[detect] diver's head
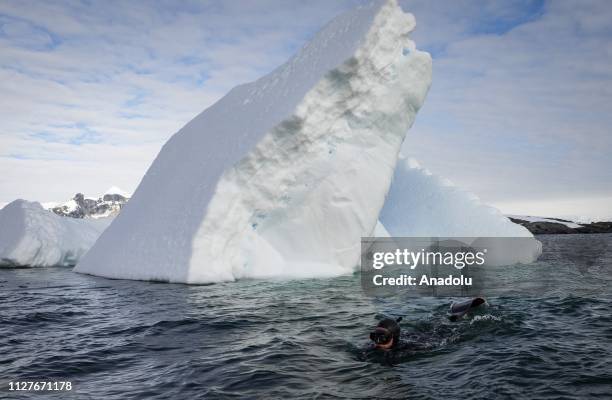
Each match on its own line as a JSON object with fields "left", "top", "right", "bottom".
{"left": 370, "top": 317, "right": 402, "bottom": 350}
{"left": 370, "top": 327, "right": 394, "bottom": 349}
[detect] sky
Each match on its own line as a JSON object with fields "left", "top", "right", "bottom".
{"left": 0, "top": 0, "right": 610, "bottom": 220}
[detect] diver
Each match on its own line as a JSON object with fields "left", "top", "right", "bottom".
{"left": 448, "top": 296, "right": 486, "bottom": 322}
{"left": 369, "top": 297, "right": 487, "bottom": 351}
{"left": 370, "top": 316, "right": 403, "bottom": 350}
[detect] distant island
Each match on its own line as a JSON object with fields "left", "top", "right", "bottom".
{"left": 508, "top": 215, "right": 612, "bottom": 235}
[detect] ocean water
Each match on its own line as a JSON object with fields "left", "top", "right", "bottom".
{"left": 1, "top": 234, "right": 611, "bottom": 399}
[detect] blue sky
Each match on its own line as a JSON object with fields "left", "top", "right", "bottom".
{"left": 0, "top": 0, "right": 610, "bottom": 219}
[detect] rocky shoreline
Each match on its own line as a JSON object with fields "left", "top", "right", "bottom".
{"left": 509, "top": 217, "right": 612, "bottom": 235}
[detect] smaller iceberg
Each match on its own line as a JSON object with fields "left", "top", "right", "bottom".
{"left": 380, "top": 157, "right": 534, "bottom": 237}
{"left": 379, "top": 158, "right": 542, "bottom": 265}
{"left": 0, "top": 200, "right": 111, "bottom": 267}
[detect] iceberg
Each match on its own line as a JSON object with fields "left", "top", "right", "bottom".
{"left": 380, "top": 158, "right": 534, "bottom": 237}
{"left": 0, "top": 200, "right": 112, "bottom": 267}
{"left": 379, "top": 158, "right": 542, "bottom": 264}
{"left": 75, "top": 0, "right": 433, "bottom": 283}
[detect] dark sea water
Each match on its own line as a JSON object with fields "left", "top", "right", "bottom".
{"left": 1, "top": 234, "right": 611, "bottom": 399}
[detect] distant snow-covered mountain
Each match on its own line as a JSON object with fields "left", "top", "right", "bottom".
{"left": 49, "top": 187, "right": 130, "bottom": 219}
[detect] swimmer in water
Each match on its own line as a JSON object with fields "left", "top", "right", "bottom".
{"left": 448, "top": 297, "right": 487, "bottom": 322}
{"left": 369, "top": 317, "right": 402, "bottom": 350}
{"left": 369, "top": 297, "right": 487, "bottom": 351}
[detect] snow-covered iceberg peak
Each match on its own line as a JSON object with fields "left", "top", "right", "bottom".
{"left": 75, "top": 0, "right": 432, "bottom": 283}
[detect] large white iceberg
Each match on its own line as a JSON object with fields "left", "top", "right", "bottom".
{"left": 0, "top": 200, "right": 111, "bottom": 267}
{"left": 75, "top": 0, "right": 433, "bottom": 283}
